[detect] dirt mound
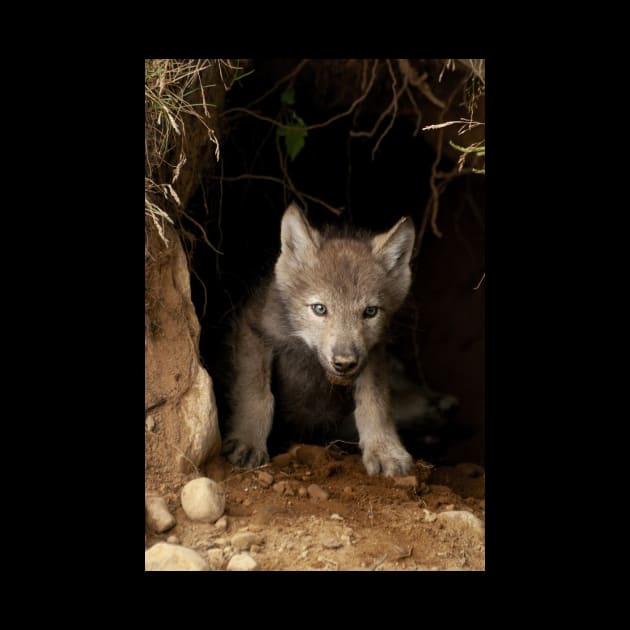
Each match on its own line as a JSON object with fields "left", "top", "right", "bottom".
{"left": 145, "top": 444, "right": 484, "bottom": 571}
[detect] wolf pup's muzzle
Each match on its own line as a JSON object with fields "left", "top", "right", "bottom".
{"left": 325, "top": 351, "right": 361, "bottom": 386}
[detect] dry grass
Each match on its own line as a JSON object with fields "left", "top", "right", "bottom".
{"left": 145, "top": 58, "right": 247, "bottom": 253}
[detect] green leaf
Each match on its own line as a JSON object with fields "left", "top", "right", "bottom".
{"left": 277, "top": 111, "right": 308, "bottom": 161}
{"left": 280, "top": 87, "right": 296, "bottom": 105}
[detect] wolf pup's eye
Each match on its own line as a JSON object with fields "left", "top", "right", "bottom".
{"left": 311, "top": 303, "right": 327, "bottom": 316}
{"left": 363, "top": 306, "right": 379, "bottom": 318}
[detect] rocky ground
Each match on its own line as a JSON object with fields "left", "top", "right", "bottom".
{"left": 145, "top": 444, "right": 485, "bottom": 571}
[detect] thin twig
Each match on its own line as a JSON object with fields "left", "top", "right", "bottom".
{"left": 180, "top": 209, "right": 224, "bottom": 255}
{"left": 370, "top": 59, "right": 406, "bottom": 159}
{"left": 399, "top": 59, "right": 446, "bottom": 108}
{"left": 415, "top": 82, "right": 464, "bottom": 257}
{"left": 473, "top": 272, "right": 485, "bottom": 290}
{"left": 211, "top": 174, "right": 343, "bottom": 215}
{"left": 222, "top": 60, "right": 379, "bottom": 133}
{"left": 405, "top": 86, "right": 423, "bottom": 136}
{"left": 244, "top": 59, "right": 310, "bottom": 109}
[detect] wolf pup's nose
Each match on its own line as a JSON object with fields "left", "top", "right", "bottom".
{"left": 332, "top": 356, "right": 358, "bottom": 373}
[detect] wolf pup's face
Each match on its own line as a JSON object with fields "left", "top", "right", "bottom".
{"left": 274, "top": 205, "right": 415, "bottom": 385}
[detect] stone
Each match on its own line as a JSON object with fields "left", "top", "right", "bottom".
{"left": 145, "top": 496, "right": 176, "bottom": 533}
{"left": 322, "top": 538, "right": 343, "bottom": 549}
{"left": 145, "top": 543, "right": 209, "bottom": 571}
{"left": 271, "top": 453, "right": 293, "bottom": 467}
{"left": 307, "top": 484, "right": 329, "bottom": 500}
{"left": 257, "top": 471, "right": 274, "bottom": 487}
{"left": 422, "top": 509, "right": 437, "bottom": 523}
{"left": 144, "top": 232, "right": 221, "bottom": 476}
{"left": 295, "top": 445, "right": 328, "bottom": 466}
{"left": 272, "top": 480, "right": 293, "bottom": 495}
{"left": 166, "top": 535, "right": 180, "bottom": 545}
{"left": 298, "top": 486, "right": 307, "bottom": 497}
{"left": 206, "top": 548, "right": 224, "bottom": 570}
{"left": 214, "top": 516, "right": 228, "bottom": 532}
{"left": 394, "top": 475, "right": 418, "bottom": 488}
{"left": 231, "top": 532, "right": 262, "bottom": 551}
{"left": 181, "top": 477, "right": 225, "bottom": 523}
{"left": 330, "top": 513, "right": 344, "bottom": 521}
{"left": 227, "top": 553, "right": 260, "bottom": 571}
{"left": 437, "top": 510, "right": 484, "bottom": 535}
{"left": 250, "top": 544, "right": 261, "bottom": 554}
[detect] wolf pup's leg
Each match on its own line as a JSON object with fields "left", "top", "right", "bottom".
{"left": 222, "top": 318, "right": 274, "bottom": 468}
{"left": 354, "top": 346, "right": 414, "bottom": 476}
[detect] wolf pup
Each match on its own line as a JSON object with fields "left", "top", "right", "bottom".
{"left": 222, "top": 204, "right": 416, "bottom": 476}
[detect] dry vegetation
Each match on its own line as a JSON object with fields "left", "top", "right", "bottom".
{"left": 144, "top": 58, "right": 251, "bottom": 253}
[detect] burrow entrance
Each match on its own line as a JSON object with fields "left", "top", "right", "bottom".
{"left": 184, "top": 59, "right": 484, "bottom": 466}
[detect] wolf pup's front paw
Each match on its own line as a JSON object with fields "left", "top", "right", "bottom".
{"left": 361, "top": 439, "right": 414, "bottom": 477}
{"left": 222, "top": 437, "right": 269, "bottom": 468}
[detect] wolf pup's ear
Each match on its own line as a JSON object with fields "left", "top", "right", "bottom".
{"left": 280, "top": 203, "right": 321, "bottom": 265}
{"left": 371, "top": 216, "right": 415, "bottom": 273}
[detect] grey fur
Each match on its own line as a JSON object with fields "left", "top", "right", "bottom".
{"left": 222, "top": 204, "right": 416, "bottom": 476}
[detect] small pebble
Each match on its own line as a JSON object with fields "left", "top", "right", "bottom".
{"left": 250, "top": 544, "right": 261, "bottom": 553}
{"left": 443, "top": 504, "right": 455, "bottom": 511}
{"left": 214, "top": 516, "right": 228, "bottom": 532}
{"left": 322, "top": 538, "right": 343, "bottom": 549}
{"left": 437, "top": 510, "right": 484, "bottom": 535}
{"left": 422, "top": 509, "right": 437, "bottom": 523}
{"left": 231, "top": 532, "right": 262, "bottom": 551}
{"left": 394, "top": 475, "right": 418, "bottom": 488}
{"left": 298, "top": 486, "right": 307, "bottom": 497}
{"left": 214, "top": 537, "right": 227, "bottom": 547}
{"left": 181, "top": 477, "right": 225, "bottom": 523}
{"left": 145, "top": 496, "right": 176, "bottom": 533}
{"left": 271, "top": 453, "right": 293, "bottom": 467}
{"left": 166, "top": 535, "right": 179, "bottom": 545}
{"left": 307, "top": 484, "right": 329, "bottom": 500}
{"left": 330, "top": 513, "right": 344, "bottom": 521}
{"left": 343, "top": 486, "right": 353, "bottom": 495}
{"left": 227, "top": 553, "right": 260, "bottom": 571}
{"left": 272, "top": 480, "right": 293, "bottom": 495}
{"left": 206, "top": 548, "right": 224, "bottom": 570}
{"left": 145, "top": 543, "right": 208, "bottom": 571}
{"left": 257, "top": 471, "right": 274, "bottom": 487}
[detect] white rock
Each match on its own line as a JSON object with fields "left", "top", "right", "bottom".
{"left": 231, "top": 532, "right": 261, "bottom": 551}
{"left": 144, "top": 236, "right": 221, "bottom": 475}
{"left": 214, "top": 516, "right": 228, "bottom": 532}
{"left": 145, "top": 496, "right": 176, "bottom": 533}
{"left": 181, "top": 477, "right": 225, "bottom": 523}
{"left": 145, "top": 543, "right": 209, "bottom": 571}
{"left": 227, "top": 553, "right": 259, "bottom": 571}
{"left": 437, "top": 510, "right": 484, "bottom": 534}
{"left": 166, "top": 535, "right": 180, "bottom": 545}
{"left": 207, "top": 548, "right": 224, "bottom": 570}
{"left": 178, "top": 367, "right": 221, "bottom": 472}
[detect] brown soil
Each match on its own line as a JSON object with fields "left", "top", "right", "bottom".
{"left": 145, "top": 444, "right": 485, "bottom": 571}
